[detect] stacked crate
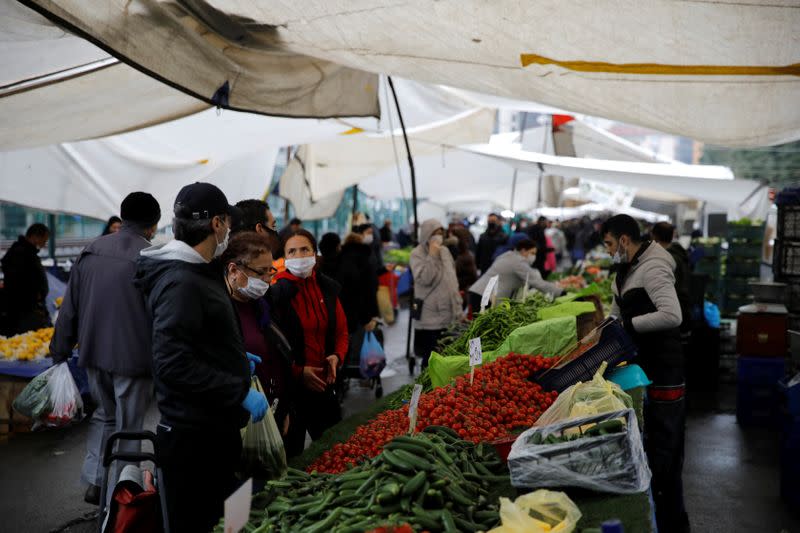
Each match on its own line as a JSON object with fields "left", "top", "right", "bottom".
{"left": 723, "top": 223, "right": 764, "bottom": 316}
{"left": 693, "top": 239, "right": 724, "bottom": 308}
{"left": 774, "top": 188, "right": 800, "bottom": 329}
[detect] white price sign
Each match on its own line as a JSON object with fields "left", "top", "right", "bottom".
{"left": 224, "top": 478, "right": 252, "bottom": 533}
{"left": 408, "top": 384, "right": 423, "bottom": 433}
{"left": 469, "top": 337, "right": 483, "bottom": 367}
{"left": 480, "top": 275, "right": 499, "bottom": 311}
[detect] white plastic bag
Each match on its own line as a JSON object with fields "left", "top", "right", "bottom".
{"left": 488, "top": 490, "right": 582, "bottom": 533}
{"left": 240, "top": 378, "right": 287, "bottom": 480}
{"left": 13, "top": 362, "right": 84, "bottom": 428}
{"left": 509, "top": 408, "right": 651, "bottom": 494}
{"left": 534, "top": 362, "right": 631, "bottom": 428}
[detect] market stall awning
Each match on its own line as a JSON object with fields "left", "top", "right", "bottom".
{"left": 460, "top": 141, "right": 768, "bottom": 220}
{"left": 19, "top": 0, "right": 800, "bottom": 147}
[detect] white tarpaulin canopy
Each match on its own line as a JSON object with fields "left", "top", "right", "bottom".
{"left": 18, "top": 0, "right": 800, "bottom": 147}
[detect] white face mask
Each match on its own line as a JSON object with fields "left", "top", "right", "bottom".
{"left": 363, "top": 234, "right": 374, "bottom": 245}
{"left": 527, "top": 254, "right": 537, "bottom": 265}
{"left": 286, "top": 256, "right": 316, "bottom": 278}
{"left": 214, "top": 223, "right": 230, "bottom": 258}
{"left": 238, "top": 276, "right": 270, "bottom": 299}
{"left": 429, "top": 234, "right": 444, "bottom": 246}
{"left": 612, "top": 243, "right": 628, "bottom": 265}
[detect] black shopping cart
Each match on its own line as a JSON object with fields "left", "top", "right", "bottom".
{"left": 338, "top": 326, "right": 385, "bottom": 400}
{"left": 98, "top": 431, "right": 169, "bottom": 533}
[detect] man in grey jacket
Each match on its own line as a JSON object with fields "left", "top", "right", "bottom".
{"left": 410, "top": 219, "right": 463, "bottom": 368}
{"left": 469, "top": 238, "right": 563, "bottom": 310}
{"left": 50, "top": 192, "right": 161, "bottom": 505}
{"left": 603, "top": 214, "right": 689, "bottom": 533}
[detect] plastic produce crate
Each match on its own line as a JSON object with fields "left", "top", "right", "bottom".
{"left": 778, "top": 205, "right": 800, "bottom": 241}
{"left": 779, "top": 377, "right": 800, "bottom": 416}
{"left": 695, "top": 258, "right": 722, "bottom": 277}
{"left": 508, "top": 408, "right": 650, "bottom": 494}
{"left": 727, "top": 224, "right": 765, "bottom": 242}
{"left": 737, "top": 382, "right": 780, "bottom": 427}
{"left": 531, "top": 319, "right": 637, "bottom": 392}
{"left": 774, "top": 240, "right": 800, "bottom": 279}
{"left": 780, "top": 414, "right": 800, "bottom": 508}
{"left": 737, "top": 356, "right": 786, "bottom": 385}
{"left": 727, "top": 242, "right": 762, "bottom": 259}
{"left": 726, "top": 260, "right": 761, "bottom": 277}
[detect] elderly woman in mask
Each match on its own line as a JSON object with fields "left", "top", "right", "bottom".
{"left": 269, "top": 229, "right": 349, "bottom": 456}
{"left": 221, "top": 232, "right": 292, "bottom": 439}
{"left": 409, "top": 219, "right": 464, "bottom": 369}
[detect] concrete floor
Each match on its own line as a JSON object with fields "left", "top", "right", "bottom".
{"left": 1, "top": 311, "right": 798, "bottom": 532}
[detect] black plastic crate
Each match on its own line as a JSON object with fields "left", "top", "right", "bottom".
{"left": 727, "top": 242, "right": 762, "bottom": 259}
{"left": 727, "top": 259, "right": 761, "bottom": 277}
{"left": 727, "top": 224, "right": 765, "bottom": 242}
{"left": 695, "top": 257, "right": 722, "bottom": 277}
{"left": 737, "top": 382, "right": 780, "bottom": 428}
{"left": 531, "top": 319, "right": 637, "bottom": 392}
{"left": 778, "top": 205, "right": 800, "bottom": 241}
{"left": 774, "top": 240, "right": 800, "bottom": 279}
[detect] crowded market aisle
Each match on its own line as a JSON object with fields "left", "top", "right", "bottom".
{"left": 2, "top": 318, "right": 798, "bottom": 532}
{"left": 0, "top": 314, "right": 416, "bottom": 533}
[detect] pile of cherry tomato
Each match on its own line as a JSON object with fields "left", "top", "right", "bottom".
{"left": 309, "top": 353, "right": 558, "bottom": 473}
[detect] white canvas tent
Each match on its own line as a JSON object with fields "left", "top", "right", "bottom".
{"left": 17, "top": 0, "right": 800, "bottom": 147}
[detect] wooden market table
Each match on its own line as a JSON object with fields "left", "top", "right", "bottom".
{"left": 290, "top": 386, "right": 655, "bottom": 532}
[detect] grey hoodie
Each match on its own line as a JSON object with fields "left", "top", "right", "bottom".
{"left": 409, "top": 219, "right": 463, "bottom": 330}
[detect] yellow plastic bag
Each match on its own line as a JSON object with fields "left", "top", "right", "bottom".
{"left": 488, "top": 490, "right": 581, "bottom": 533}
{"left": 534, "top": 362, "right": 632, "bottom": 428}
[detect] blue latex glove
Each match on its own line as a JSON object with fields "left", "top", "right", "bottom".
{"left": 242, "top": 389, "right": 268, "bottom": 422}
{"left": 246, "top": 352, "right": 262, "bottom": 375}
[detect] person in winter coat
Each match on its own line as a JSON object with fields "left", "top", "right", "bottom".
{"left": 603, "top": 214, "right": 689, "bottom": 533}
{"left": 317, "top": 232, "right": 342, "bottom": 280}
{"left": 469, "top": 239, "right": 563, "bottom": 311}
{"left": 1, "top": 223, "right": 50, "bottom": 334}
{"left": 221, "top": 232, "right": 293, "bottom": 439}
{"left": 337, "top": 233, "right": 380, "bottom": 335}
{"left": 136, "top": 182, "right": 267, "bottom": 533}
{"left": 452, "top": 228, "right": 478, "bottom": 294}
{"left": 410, "top": 219, "right": 463, "bottom": 368}
{"left": 269, "top": 229, "right": 349, "bottom": 457}
{"left": 475, "top": 213, "right": 508, "bottom": 274}
{"left": 50, "top": 193, "right": 160, "bottom": 506}
{"left": 232, "top": 198, "right": 285, "bottom": 275}
{"left": 652, "top": 222, "right": 692, "bottom": 332}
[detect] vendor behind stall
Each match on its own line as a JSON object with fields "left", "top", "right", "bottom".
{"left": 469, "top": 237, "right": 563, "bottom": 311}
{"left": 602, "top": 214, "right": 689, "bottom": 533}
{"left": 1, "top": 223, "right": 51, "bottom": 335}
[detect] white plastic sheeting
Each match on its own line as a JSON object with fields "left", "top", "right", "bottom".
{"left": 0, "top": 109, "right": 375, "bottom": 225}
{"left": 21, "top": 0, "right": 800, "bottom": 147}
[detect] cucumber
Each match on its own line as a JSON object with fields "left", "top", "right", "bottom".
{"left": 411, "top": 506, "right": 441, "bottom": 530}
{"left": 441, "top": 508, "right": 458, "bottom": 532}
{"left": 381, "top": 449, "right": 416, "bottom": 472}
{"left": 422, "top": 425, "right": 460, "bottom": 440}
{"left": 392, "top": 448, "right": 435, "bottom": 471}
{"left": 305, "top": 508, "right": 343, "bottom": 533}
{"left": 402, "top": 471, "right": 428, "bottom": 497}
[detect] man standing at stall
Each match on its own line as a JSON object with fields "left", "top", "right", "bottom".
{"left": 475, "top": 213, "right": 508, "bottom": 274}
{"left": 50, "top": 192, "right": 161, "bottom": 505}
{"left": 136, "top": 183, "right": 267, "bottom": 533}
{"left": 602, "top": 214, "right": 689, "bottom": 533}
{"left": 652, "top": 222, "right": 691, "bottom": 332}
{"left": 1, "top": 223, "right": 51, "bottom": 334}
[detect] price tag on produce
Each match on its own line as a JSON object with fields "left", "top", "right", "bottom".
{"left": 469, "top": 337, "right": 482, "bottom": 384}
{"left": 480, "top": 275, "right": 499, "bottom": 311}
{"left": 408, "top": 384, "right": 423, "bottom": 433}
{"left": 224, "top": 477, "right": 252, "bottom": 533}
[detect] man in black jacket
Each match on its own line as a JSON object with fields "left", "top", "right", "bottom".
{"left": 652, "top": 222, "right": 692, "bottom": 332}
{"left": 1, "top": 223, "right": 50, "bottom": 334}
{"left": 50, "top": 193, "right": 161, "bottom": 506}
{"left": 136, "top": 182, "right": 267, "bottom": 533}
{"left": 475, "top": 213, "right": 508, "bottom": 274}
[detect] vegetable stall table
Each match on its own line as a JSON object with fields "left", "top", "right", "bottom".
{"left": 290, "top": 386, "right": 655, "bottom": 532}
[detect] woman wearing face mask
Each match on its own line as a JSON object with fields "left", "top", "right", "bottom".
{"left": 469, "top": 238, "right": 563, "bottom": 312}
{"left": 220, "top": 232, "right": 292, "bottom": 440}
{"left": 269, "top": 229, "right": 349, "bottom": 456}
{"left": 409, "top": 219, "right": 464, "bottom": 369}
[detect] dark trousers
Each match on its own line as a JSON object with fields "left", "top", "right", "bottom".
{"left": 414, "top": 328, "right": 443, "bottom": 369}
{"left": 644, "top": 391, "right": 690, "bottom": 533}
{"left": 156, "top": 423, "right": 242, "bottom": 533}
{"left": 285, "top": 387, "right": 342, "bottom": 457}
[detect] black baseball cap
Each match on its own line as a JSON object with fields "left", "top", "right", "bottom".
{"left": 173, "top": 182, "right": 235, "bottom": 220}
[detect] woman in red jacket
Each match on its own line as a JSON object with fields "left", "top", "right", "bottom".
{"left": 269, "top": 229, "right": 349, "bottom": 456}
